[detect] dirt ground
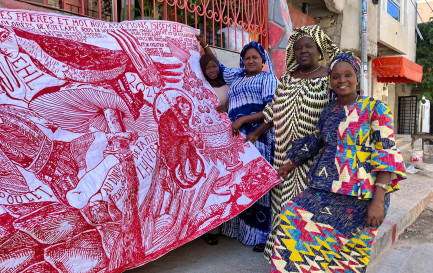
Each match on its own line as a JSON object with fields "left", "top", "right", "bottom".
{"left": 398, "top": 202, "right": 433, "bottom": 244}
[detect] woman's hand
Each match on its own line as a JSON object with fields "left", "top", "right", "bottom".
{"left": 196, "top": 34, "right": 212, "bottom": 54}
{"left": 366, "top": 199, "right": 385, "bottom": 227}
{"left": 244, "top": 131, "right": 259, "bottom": 144}
{"left": 197, "top": 34, "right": 205, "bottom": 45}
{"left": 277, "top": 162, "right": 295, "bottom": 179}
{"left": 231, "top": 117, "right": 244, "bottom": 136}
{"left": 196, "top": 34, "right": 206, "bottom": 47}
{"left": 366, "top": 171, "right": 391, "bottom": 227}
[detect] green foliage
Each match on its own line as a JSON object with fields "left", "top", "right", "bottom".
{"left": 416, "top": 22, "right": 433, "bottom": 101}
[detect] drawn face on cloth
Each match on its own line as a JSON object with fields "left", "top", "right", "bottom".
{"left": 0, "top": 26, "right": 19, "bottom": 58}
{"left": 176, "top": 96, "right": 192, "bottom": 119}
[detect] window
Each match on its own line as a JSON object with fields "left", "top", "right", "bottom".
{"left": 387, "top": 0, "right": 400, "bottom": 21}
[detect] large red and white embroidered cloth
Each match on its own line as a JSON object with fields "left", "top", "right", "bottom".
{"left": 0, "top": 8, "right": 280, "bottom": 273}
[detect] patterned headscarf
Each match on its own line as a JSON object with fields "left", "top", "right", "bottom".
{"left": 328, "top": 51, "right": 361, "bottom": 82}
{"left": 327, "top": 51, "right": 361, "bottom": 100}
{"left": 239, "top": 41, "right": 275, "bottom": 75}
{"left": 284, "top": 25, "right": 339, "bottom": 74}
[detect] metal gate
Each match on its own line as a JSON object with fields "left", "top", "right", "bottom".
{"left": 17, "top": 0, "right": 268, "bottom": 51}
{"left": 398, "top": 96, "right": 417, "bottom": 134}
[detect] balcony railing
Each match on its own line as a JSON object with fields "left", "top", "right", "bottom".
{"left": 18, "top": 0, "right": 268, "bottom": 51}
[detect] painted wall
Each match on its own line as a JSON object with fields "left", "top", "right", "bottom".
{"left": 267, "top": 1, "right": 316, "bottom": 78}
{"left": 288, "top": 5, "right": 316, "bottom": 29}
{"left": 417, "top": 0, "right": 433, "bottom": 23}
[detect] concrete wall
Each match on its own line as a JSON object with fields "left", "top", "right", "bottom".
{"left": 315, "top": 0, "right": 416, "bottom": 60}
{"left": 286, "top": 0, "right": 418, "bottom": 133}
{"left": 339, "top": 0, "right": 378, "bottom": 56}
{"left": 378, "top": 0, "right": 417, "bottom": 60}
{"left": 388, "top": 83, "right": 396, "bottom": 119}
{"left": 213, "top": 48, "right": 240, "bottom": 68}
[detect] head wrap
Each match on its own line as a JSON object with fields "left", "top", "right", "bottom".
{"left": 199, "top": 53, "right": 227, "bottom": 88}
{"left": 327, "top": 51, "right": 361, "bottom": 100}
{"left": 285, "top": 25, "right": 339, "bottom": 74}
{"left": 239, "top": 41, "right": 275, "bottom": 76}
{"left": 328, "top": 51, "right": 361, "bottom": 82}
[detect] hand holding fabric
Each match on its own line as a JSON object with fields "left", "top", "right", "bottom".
{"left": 196, "top": 34, "right": 206, "bottom": 47}
{"left": 244, "top": 131, "right": 259, "bottom": 144}
{"left": 231, "top": 117, "right": 244, "bottom": 136}
{"left": 277, "top": 161, "right": 296, "bottom": 179}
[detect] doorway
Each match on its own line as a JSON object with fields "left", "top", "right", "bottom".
{"left": 398, "top": 96, "right": 417, "bottom": 134}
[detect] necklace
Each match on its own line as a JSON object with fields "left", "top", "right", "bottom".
{"left": 353, "top": 94, "right": 360, "bottom": 104}
{"left": 299, "top": 65, "right": 321, "bottom": 75}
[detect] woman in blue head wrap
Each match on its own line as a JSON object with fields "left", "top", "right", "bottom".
{"left": 198, "top": 36, "right": 278, "bottom": 250}
{"left": 270, "top": 51, "right": 406, "bottom": 272}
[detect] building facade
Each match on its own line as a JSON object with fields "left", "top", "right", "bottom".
{"left": 287, "top": 0, "right": 422, "bottom": 135}
{"left": 1, "top": 0, "right": 424, "bottom": 134}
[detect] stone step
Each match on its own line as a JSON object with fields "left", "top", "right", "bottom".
{"left": 395, "top": 137, "right": 405, "bottom": 146}
{"left": 367, "top": 175, "right": 433, "bottom": 273}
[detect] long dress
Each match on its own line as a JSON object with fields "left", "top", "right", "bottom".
{"left": 263, "top": 74, "right": 330, "bottom": 259}
{"left": 271, "top": 96, "right": 406, "bottom": 272}
{"left": 219, "top": 63, "right": 278, "bottom": 245}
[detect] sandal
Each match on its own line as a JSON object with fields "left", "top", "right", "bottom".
{"left": 252, "top": 243, "right": 265, "bottom": 252}
{"left": 202, "top": 233, "right": 219, "bottom": 245}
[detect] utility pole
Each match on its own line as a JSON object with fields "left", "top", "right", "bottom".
{"left": 361, "top": 0, "right": 369, "bottom": 96}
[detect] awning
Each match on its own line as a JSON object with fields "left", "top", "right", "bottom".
{"left": 372, "top": 56, "right": 423, "bottom": 83}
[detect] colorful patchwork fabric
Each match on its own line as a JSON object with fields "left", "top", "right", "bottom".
{"left": 287, "top": 96, "right": 406, "bottom": 200}
{"left": 271, "top": 188, "right": 389, "bottom": 273}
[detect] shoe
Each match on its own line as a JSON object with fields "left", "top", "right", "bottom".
{"left": 252, "top": 243, "right": 265, "bottom": 252}
{"left": 202, "top": 233, "right": 219, "bottom": 245}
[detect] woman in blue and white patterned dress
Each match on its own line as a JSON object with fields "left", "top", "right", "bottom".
{"left": 198, "top": 36, "right": 278, "bottom": 251}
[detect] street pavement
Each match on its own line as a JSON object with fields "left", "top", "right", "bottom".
{"left": 367, "top": 199, "right": 433, "bottom": 273}
{"left": 128, "top": 157, "right": 433, "bottom": 273}
{"left": 127, "top": 235, "right": 269, "bottom": 273}
{"left": 367, "top": 243, "right": 433, "bottom": 273}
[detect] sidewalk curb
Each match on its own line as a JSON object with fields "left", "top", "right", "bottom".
{"left": 370, "top": 175, "right": 433, "bottom": 262}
